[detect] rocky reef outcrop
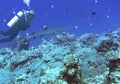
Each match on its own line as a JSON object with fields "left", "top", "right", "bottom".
{"left": 0, "top": 29, "right": 120, "bottom": 83}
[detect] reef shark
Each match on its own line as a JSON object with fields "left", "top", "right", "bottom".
{"left": 27, "top": 28, "right": 67, "bottom": 39}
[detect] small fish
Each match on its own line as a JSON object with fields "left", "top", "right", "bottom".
{"left": 43, "top": 26, "right": 48, "bottom": 31}
{"left": 91, "top": 11, "right": 96, "bottom": 15}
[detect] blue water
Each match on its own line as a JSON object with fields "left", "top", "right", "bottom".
{"left": 0, "top": 0, "right": 120, "bottom": 47}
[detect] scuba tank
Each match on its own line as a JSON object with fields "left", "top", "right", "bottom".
{"left": 7, "top": 11, "right": 24, "bottom": 28}
{"left": 7, "top": 10, "right": 35, "bottom": 29}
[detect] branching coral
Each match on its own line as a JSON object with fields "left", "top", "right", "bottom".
{"left": 62, "top": 54, "right": 82, "bottom": 84}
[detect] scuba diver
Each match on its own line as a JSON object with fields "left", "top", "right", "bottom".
{"left": 0, "top": 10, "right": 35, "bottom": 43}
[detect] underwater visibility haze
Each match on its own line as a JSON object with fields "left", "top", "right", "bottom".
{"left": 0, "top": 0, "right": 120, "bottom": 84}
{"left": 0, "top": 0, "right": 120, "bottom": 46}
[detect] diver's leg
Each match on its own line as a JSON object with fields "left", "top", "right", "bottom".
{"left": 0, "top": 32, "right": 17, "bottom": 43}
{"left": 0, "top": 36, "right": 15, "bottom": 43}
{"left": 0, "top": 37, "right": 13, "bottom": 43}
{"left": 0, "top": 29, "right": 8, "bottom": 36}
{"left": 0, "top": 30, "right": 18, "bottom": 43}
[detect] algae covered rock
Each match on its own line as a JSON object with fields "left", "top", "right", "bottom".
{"left": 107, "top": 58, "right": 120, "bottom": 83}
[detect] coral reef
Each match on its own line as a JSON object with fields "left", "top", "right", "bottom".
{"left": 0, "top": 28, "right": 120, "bottom": 83}
{"left": 16, "top": 36, "right": 30, "bottom": 51}
{"left": 62, "top": 54, "right": 82, "bottom": 84}
{"left": 79, "top": 33, "right": 98, "bottom": 47}
{"left": 96, "top": 39, "right": 119, "bottom": 53}
{"left": 52, "top": 32, "right": 76, "bottom": 45}
{"left": 104, "top": 28, "right": 120, "bottom": 42}
{"left": 107, "top": 58, "right": 120, "bottom": 83}
{"left": 83, "top": 71, "right": 108, "bottom": 84}
{"left": 106, "top": 48, "right": 120, "bottom": 84}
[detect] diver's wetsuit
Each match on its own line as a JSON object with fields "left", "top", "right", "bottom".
{"left": 0, "top": 27, "right": 26, "bottom": 43}
{"left": 0, "top": 20, "right": 29, "bottom": 43}
{"left": 0, "top": 10, "right": 34, "bottom": 43}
